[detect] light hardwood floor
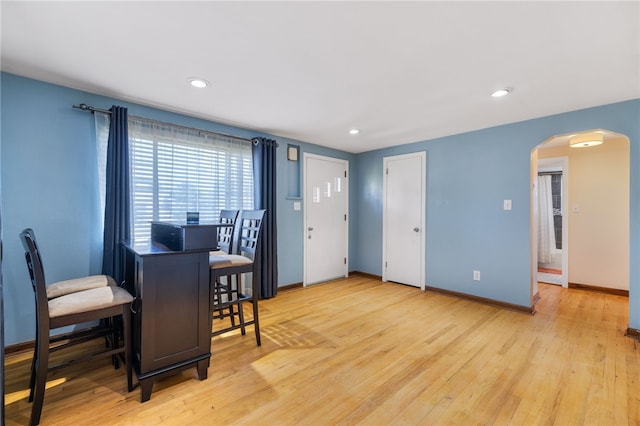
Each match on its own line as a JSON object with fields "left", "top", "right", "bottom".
{"left": 4, "top": 275, "right": 639, "bottom": 425}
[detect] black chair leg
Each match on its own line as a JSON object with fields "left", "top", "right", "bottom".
{"left": 237, "top": 301, "right": 246, "bottom": 335}
{"left": 214, "top": 279, "right": 225, "bottom": 320}
{"left": 123, "top": 307, "right": 133, "bottom": 392}
{"left": 253, "top": 299, "right": 261, "bottom": 346}
{"left": 110, "top": 317, "right": 121, "bottom": 369}
{"left": 30, "top": 331, "right": 49, "bottom": 426}
{"left": 28, "top": 326, "right": 38, "bottom": 402}
{"left": 252, "top": 276, "right": 261, "bottom": 346}
{"left": 226, "top": 275, "right": 236, "bottom": 327}
{"left": 233, "top": 273, "right": 246, "bottom": 335}
{"left": 228, "top": 303, "right": 236, "bottom": 326}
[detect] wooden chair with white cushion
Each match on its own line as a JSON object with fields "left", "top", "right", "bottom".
{"left": 209, "top": 209, "right": 265, "bottom": 345}
{"left": 19, "top": 228, "right": 134, "bottom": 426}
{"left": 209, "top": 209, "right": 239, "bottom": 322}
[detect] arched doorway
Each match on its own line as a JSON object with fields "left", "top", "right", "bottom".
{"left": 530, "top": 129, "right": 630, "bottom": 306}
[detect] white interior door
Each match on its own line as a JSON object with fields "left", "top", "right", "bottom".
{"left": 304, "top": 154, "right": 349, "bottom": 285}
{"left": 383, "top": 152, "right": 426, "bottom": 289}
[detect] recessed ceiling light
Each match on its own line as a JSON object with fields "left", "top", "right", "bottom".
{"left": 349, "top": 129, "right": 360, "bottom": 135}
{"left": 188, "top": 77, "right": 209, "bottom": 88}
{"left": 491, "top": 88, "right": 510, "bottom": 98}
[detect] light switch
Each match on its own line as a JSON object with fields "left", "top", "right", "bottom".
{"left": 503, "top": 199, "right": 512, "bottom": 210}
{"left": 293, "top": 201, "right": 301, "bottom": 211}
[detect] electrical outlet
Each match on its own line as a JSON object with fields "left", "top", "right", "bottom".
{"left": 473, "top": 270, "right": 481, "bottom": 281}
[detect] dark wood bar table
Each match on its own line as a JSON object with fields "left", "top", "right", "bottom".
{"left": 122, "top": 222, "right": 228, "bottom": 402}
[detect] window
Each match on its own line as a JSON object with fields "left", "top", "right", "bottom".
{"left": 128, "top": 117, "right": 254, "bottom": 243}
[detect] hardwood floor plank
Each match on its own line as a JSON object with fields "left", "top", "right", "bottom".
{"left": 4, "top": 278, "right": 639, "bottom": 425}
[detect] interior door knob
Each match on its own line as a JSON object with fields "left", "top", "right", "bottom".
{"left": 413, "top": 227, "right": 420, "bottom": 232}
{"left": 308, "top": 227, "right": 314, "bottom": 231}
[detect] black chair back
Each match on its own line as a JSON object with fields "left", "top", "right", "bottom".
{"left": 19, "top": 229, "right": 50, "bottom": 330}
{"left": 218, "top": 209, "right": 239, "bottom": 254}
{"left": 236, "top": 210, "right": 266, "bottom": 260}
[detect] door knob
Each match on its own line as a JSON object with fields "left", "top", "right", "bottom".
{"left": 413, "top": 227, "right": 420, "bottom": 233}
{"left": 308, "top": 227, "right": 314, "bottom": 231}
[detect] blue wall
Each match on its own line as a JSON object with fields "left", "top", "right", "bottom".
{"left": 2, "top": 72, "right": 639, "bottom": 346}
{"left": 354, "top": 100, "right": 640, "bottom": 314}
{"left": 0, "top": 73, "right": 355, "bottom": 345}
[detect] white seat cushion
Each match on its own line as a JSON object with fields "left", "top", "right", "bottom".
{"left": 209, "top": 254, "right": 252, "bottom": 269}
{"left": 209, "top": 249, "right": 228, "bottom": 256}
{"left": 46, "top": 275, "right": 116, "bottom": 299}
{"left": 48, "top": 286, "right": 133, "bottom": 318}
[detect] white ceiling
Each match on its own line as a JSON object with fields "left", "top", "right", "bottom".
{"left": 1, "top": 1, "right": 639, "bottom": 153}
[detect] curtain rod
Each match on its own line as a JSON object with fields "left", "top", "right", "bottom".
{"left": 73, "top": 103, "right": 112, "bottom": 114}
{"left": 72, "top": 103, "right": 274, "bottom": 145}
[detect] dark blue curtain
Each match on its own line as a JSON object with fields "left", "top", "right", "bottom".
{"left": 102, "top": 106, "right": 130, "bottom": 284}
{"left": 252, "top": 137, "right": 278, "bottom": 299}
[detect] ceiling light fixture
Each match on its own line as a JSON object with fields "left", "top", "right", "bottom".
{"left": 188, "top": 77, "right": 209, "bottom": 88}
{"left": 349, "top": 129, "right": 360, "bottom": 135}
{"left": 570, "top": 133, "right": 604, "bottom": 148}
{"left": 491, "top": 88, "right": 510, "bottom": 98}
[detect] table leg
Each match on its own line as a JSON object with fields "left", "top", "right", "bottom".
{"left": 140, "top": 378, "right": 154, "bottom": 402}
{"left": 196, "top": 359, "right": 208, "bottom": 380}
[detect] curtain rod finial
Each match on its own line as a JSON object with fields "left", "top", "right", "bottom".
{"left": 72, "top": 103, "right": 112, "bottom": 114}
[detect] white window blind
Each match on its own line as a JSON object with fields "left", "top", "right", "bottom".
{"left": 128, "top": 117, "right": 254, "bottom": 244}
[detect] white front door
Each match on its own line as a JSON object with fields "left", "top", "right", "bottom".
{"left": 383, "top": 152, "right": 426, "bottom": 289}
{"left": 304, "top": 154, "right": 349, "bottom": 285}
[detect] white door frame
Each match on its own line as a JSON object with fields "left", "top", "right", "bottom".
{"left": 303, "top": 153, "right": 349, "bottom": 286}
{"left": 382, "top": 151, "right": 426, "bottom": 290}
